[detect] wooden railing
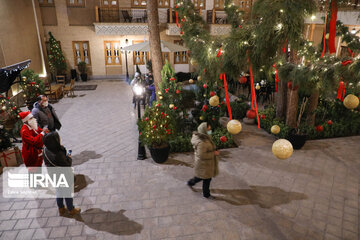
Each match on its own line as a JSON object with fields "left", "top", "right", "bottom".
{"left": 95, "top": 7, "right": 148, "bottom": 23}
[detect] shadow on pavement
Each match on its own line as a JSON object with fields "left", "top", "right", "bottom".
{"left": 212, "top": 185, "right": 307, "bottom": 208}
{"left": 74, "top": 174, "right": 94, "bottom": 193}
{"left": 65, "top": 208, "right": 143, "bottom": 235}
{"left": 72, "top": 151, "right": 102, "bottom": 166}
{"left": 162, "top": 158, "right": 193, "bottom": 167}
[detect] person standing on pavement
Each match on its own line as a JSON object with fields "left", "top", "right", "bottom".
{"left": 19, "top": 111, "right": 47, "bottom": 168}
{"left": 32, "top": 95, "right": 61, "bottom": 132}
{"left": 43, "top": 131, "right": 81, "bottom": 216}
{"left": 187, "top": 122, "right": 219, "bottom": 199}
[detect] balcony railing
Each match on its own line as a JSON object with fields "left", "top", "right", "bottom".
{"left": 318, "top": 0, "right": 359, "bottom": 10}
{"left": 207, "top": 10, "right": 228, "bottom": 24}
{"left": 96, "top": 7, "right": 147, "bottom": 23}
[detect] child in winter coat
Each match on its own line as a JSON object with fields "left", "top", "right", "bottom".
{"left": 187, "top": 122, "right": 219, "bottom": 199}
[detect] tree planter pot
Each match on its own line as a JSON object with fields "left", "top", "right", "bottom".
{"left": 80, "top": 73, "right": 88, "bottom": 82}
{"left": 148, "top": 144, "right": 170, "bottom": 163}
{"left": 287, "top": 133, "right": 307, "bottom": 150}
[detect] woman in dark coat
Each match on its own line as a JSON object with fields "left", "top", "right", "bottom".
{"left": 187, "top": 122, "right": 219, "bottom": 199}
{"left": 43, "top": 132, "right": 81, "bottom": 216}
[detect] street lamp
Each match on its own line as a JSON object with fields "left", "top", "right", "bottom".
{"left": 134, "top": 83, "right": 146, "bottom": 160}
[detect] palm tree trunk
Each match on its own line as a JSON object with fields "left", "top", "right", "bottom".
{"left": 306, "top": 90, "right": 319, "bottom": 126}
{"left": 286, "top": 88, "right": 299, "bottom": 128}
{"left": 276, "top": 80, "right": 287, "bottom": 119}
{"left": 147, "top": 0, "right": 163, "bottom": 91}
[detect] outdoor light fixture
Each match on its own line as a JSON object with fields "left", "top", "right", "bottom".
{"left": 351, "top": 28, "right": 356, "bottom": 34}
{"left": 134, "top": 83, "right": 146, "bottom": 160}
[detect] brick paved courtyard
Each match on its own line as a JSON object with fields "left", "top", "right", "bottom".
{"left": 0, "top": 80, "right": 359, "bottom": 240}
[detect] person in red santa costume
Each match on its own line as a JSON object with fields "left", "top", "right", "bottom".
{"left": 19, "top": 111, "right": 48, "bottom": 168}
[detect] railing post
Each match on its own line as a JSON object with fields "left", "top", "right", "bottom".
{"left": 170, "top": 7, "right": 173, "bottom": 23}
{"left": 212, "top": 8, "right": 215, "bottom": 24}
{"left": 95, "top": 6, "right": 99, "bottom": 22}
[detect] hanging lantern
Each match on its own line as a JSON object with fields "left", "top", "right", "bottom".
{"left": 272, "top": 139, "right": 293, "bottom": 160}
{"left": 209, "top": 95, "right": 219, "bottom": 107}
{"left": 271, "top": 125, "right": 281, "bottom": 135}
{"left": 343, "top": 94, "right": 359, "bottom": 110}
{"left": 227, "top": 120, "right": 242, "bottom": 135}
{"left": 246, "top": 109, "right": 256, "bottom": 119}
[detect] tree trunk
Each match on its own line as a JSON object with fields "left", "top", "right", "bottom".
{"left": 306, "top": 90, "right": 319, "bottom": 126}
{"left": 286, "top": 88, "right": 299, "bottom": 128}
{"left": 276, "top": 80, "right": 287, "bottom": 119}
{"left": 147, "top": 0, "right": 163, "bottom": 91}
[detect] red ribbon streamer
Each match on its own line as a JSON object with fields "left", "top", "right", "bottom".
{"left": 321, "top": 1, "right": 329, "bottom": 58}
{"left": 328, "top": 0, "right": 338, "bottom": 54}
{"left": 248, "top": 60, "right": 260, "bottom": 129}
{"left": 282, "top": 39, "right": 287, "bottom": 53}
{"left": 341, "top": 60, "right": 352, "bottom": 66}
{"left": 336, "top": 81, "right": 347, "bottom": 102}
{"left": 219, "top": 73, "right": 232, "bottom": 120}
{"left": 273, "top": 64, "right": 279, "bottom": 92}
{"left": 176, "top": 11, "right": 179, "bottom": 27}
{"left": 216, "top": 47, "right": 222, "bottom": 58}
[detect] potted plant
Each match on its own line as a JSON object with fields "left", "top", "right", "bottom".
{"left": 77, "top": 61, "right": 88, "bottom": 82}
{"left": 137, "top": 103, "right": 175, "bottom": 163}
{"left": 286, "top": 97, "right": 308, "bottom": 149}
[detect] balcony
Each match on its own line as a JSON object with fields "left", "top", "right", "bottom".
{"left": 96, "top": 7, "right": 147, "bottom": 23}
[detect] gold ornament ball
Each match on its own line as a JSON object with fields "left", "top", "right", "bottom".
{"left": 209, "top": 95, "right": 219, "bottom": 107}
{"left": 159, "top": 96, "right": 163, "bottom": 100}
{"left": 255, "top": 84, "right": 261, "bottom": 90}
{"left": 190, "top": 58, "right": 198, "bottom": 67}
{"left": 197, "top": 76, "right": 202, "bottom": 81}
{"left": 158, "top": 91, "right": 162, "bottom": 95}
{"left": 200, "top": 116, "right": 204, "bottom": 121}
{"left": 227, "top": 120, "right": 242, "bottom": 135}
{"left": 272, "top": 139, "right": 293, "bottom": 160}
{"left": 189, "top": 79, "right": 194, "bottom": 84}
{"left": 343, "top": 94, "right": 359, "bottom": 110}
{"left": 169, "top": 104, "right": 174, "bottom": 109}
{"left": 271, "top": 125, "right": 281, "bottom": 135}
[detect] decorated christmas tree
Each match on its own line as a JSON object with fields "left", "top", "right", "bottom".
{"left": 48, "top": 32, "right": 67, "bottom": 75}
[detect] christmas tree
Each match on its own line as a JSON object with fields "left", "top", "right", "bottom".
{"left": 48, "top": 32, "right": 67, "bottom": 75}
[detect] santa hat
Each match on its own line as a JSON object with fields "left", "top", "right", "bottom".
{"left": 19, "top": 111, "right": 33, "bottom": 123}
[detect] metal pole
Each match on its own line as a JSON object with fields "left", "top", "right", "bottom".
{"left": 125, "top": 51, "right": 130, "bottom": 83}
{"left": 137, "top": 98, "right": 146, "bottom": 160}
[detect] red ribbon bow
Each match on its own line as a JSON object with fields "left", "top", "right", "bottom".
{"left": 336, "top": 81, "right": 347, "bottom": 102}
{"left": 216, "top": 47, "right": 222, "bottom": 58}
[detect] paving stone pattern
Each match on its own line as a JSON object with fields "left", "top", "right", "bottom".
{"left": 0, "top": 80, "right": 359, "bottom": 240}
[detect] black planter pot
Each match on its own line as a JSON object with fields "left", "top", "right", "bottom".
{"left": 287, "top": 134, "right": 307, "bottom": 150}
{"left": 149, "top": 144, "right": 170, "bottom": 163}
{"left": 80, "top": 73, "right": 88, "bottom": 82}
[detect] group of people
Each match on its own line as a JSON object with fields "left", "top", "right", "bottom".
{"left": 131, "top": 72, "right": 156, "bottom": 107}
{"left": 19, "top": 95, "right": 80, "bottom": 216}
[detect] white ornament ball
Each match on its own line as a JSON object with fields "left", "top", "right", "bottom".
{"left": 272, "top": 139, "right": 293, "bottom": 160}
{"left": 343, "top": 94, "right": 359, "bottom": 110}
{"left": 227, "top": 120, "right": 242, "bottom": 135}
{"left": 159, "top": 96, "right": 163, "bottom": 100}
{"left": 209, "top": 95, "right": 219, "bottom": 107}
{"left": 158, "top": 91, "right": 162, "bottom": 95}
{"left": 271, "top": 125, "right": 281, "bottom": 135}
{"left": 169, "top": 104, "right": 174, "bottom": 109}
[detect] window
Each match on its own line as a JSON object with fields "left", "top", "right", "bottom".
{"left": 132, "top": 0, "right": 170, "bottom": 8}
{"left": 39, "top": 0, "right": 54, "bottom": 7}
{"left": 101, "top": 0, "right": 118, "bottom": 7}
{"left": 72, "top": 41, "right": 91, "bottom": 65}
{"left": 214, "top": 0, "right": 224, "bottom": 10}
{"left": 67, "top": 0, "right": 85, "bottom": 7}
{"left": 174, "top": 40, "right": 188, "bottom": 64}
{"left": 192, "top": 0, "right": 205, "bottom": 9}
{"left": 132, "top": 40, "right": 149, "bottom": 65}
{"left": 104, "top": 41, "right": 121, "bottom": 65}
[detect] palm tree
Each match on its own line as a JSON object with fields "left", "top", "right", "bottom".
{"left": 147, "top": 0, "right": 163, "bottom": 91}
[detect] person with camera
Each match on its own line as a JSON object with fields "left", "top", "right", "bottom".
{"left": 43, "top": 131, "right": 80, "bottom": 216}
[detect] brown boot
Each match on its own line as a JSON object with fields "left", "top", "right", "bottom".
{"left": 58, "top": 207, "right": 67, "bottom": 216}
{"left": 69, "top": 207, "right": 81, "bottom": 215}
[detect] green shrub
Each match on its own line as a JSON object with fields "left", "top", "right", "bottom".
{"left": 169, "top": 135, "right": 193, "bottom": 153}
{"left": 229, "top": 101, "right": 250, "bottom": 119}
{"left": 211, "top": 127, "right": 236, "bottom": 149}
